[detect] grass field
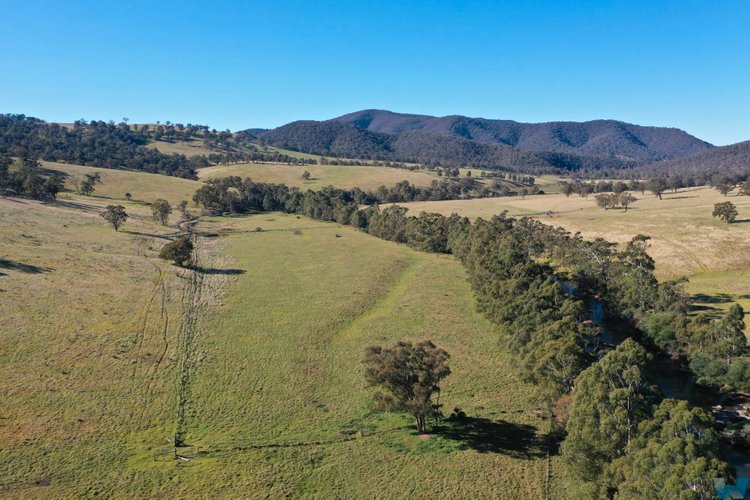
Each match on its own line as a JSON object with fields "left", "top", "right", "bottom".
{"left": 197, "top": 162, "right": 440, "bottom": 190}
{"left": 0, "top": 195, "right": 188, "bottom": 496}
{"left": 0, "top": 194, "right": 555, "bottom": 497}
{"left": 43, "top": 161, "right": 202, "bottom": 206}
{"left": 148, "top": 139, "right": 216, "bottom": 157}
{"left": 391, "top": 186, "right": 750, "bottom": 279}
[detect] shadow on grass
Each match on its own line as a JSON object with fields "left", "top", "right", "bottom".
{"left": 194, "top": 266, "right": 245, "bottom": 276}
{"left": 0, "top": 259, "right": 52, "bottom": 274}
{"left": 691, "top": 293, "right": 735, "bottom": 304}
{"left": 121, "top": 230, "right": 175, "bottom": 240}
{"left": 665, "top": 195, "right": 700, "bottom": 200}
{"left": 732, "top": 219, "right": 750, "bottom": 224}
{"left": 433, "top": 417, "right": 545, "bottom": 458}
{"left": 54, "top": 199, "right": 103, "bottom": 212}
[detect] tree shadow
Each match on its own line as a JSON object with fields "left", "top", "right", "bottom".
{"left": 691, "top": 293, "right": 735, "bottom": 304}
{"left": 54, "top": 199, "right": 102, "bottom": 212}
{"left": 433, "top": 417, "right": 545, "bottom": 458}
{"left": 121, "top": 230, "right": 175, "bottom": 240}
{"left": 0, "top": 259, "right": 53, "bottom": 274}
{"left": 193, "top": 266, "right": 245, "bottom": 275}
{"left": 731, "top": 219, "right": 750, "bottom": 224}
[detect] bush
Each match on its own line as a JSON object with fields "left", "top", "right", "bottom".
{"left": 159, "top": 235, "right": 193, "bottom": 267}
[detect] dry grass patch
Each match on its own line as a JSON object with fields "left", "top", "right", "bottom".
{"left": 43, "top": 161, "right": 202, "bottom": 206}
{"left": 393, "top": 186, "right": 750, "bottom": 279}
{"left": 197, "top": 162, "right": 440, "bottom": 190}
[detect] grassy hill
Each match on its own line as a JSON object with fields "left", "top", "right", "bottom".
{"left": 0, "top": 193, "right": 555, "bottom": 497}
{"left": 148, "top": 138, "right": 215, "bottom": 157}
{"left": 43, "top": 161, "right": 201, "bottom": 205}
{"left": 197, "top": 162, "right": 441, "bottom": 190}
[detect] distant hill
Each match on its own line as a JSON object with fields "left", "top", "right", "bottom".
{"left": 254, "top": 120, "right": 640, "bottom": 175}
{"left": 334, "top": 110, "right": 713, "bottom": 162}
{"left": 250, "top": 110, "right": 716, "bottom": 175}
{"left": 637, "top": 140, "right": 750, "bottom": 178}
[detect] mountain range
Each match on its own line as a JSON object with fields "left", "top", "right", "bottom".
{"left": 246, "top": 110, "right": 749, "bottom": 177}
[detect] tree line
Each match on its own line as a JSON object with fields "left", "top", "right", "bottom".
{"left": 0, "top": 156, "right": 64, "bottom": 201}
{"left": 192, "top": 177, "right": 512, "bottom": 218}
{"left": 0, "top": 115, "right": 208, "bottom": 178}
{"left": 195, "top": 176, "right": 746, "bottom": 496}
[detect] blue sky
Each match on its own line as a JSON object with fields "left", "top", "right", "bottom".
{"left": 1, "top": 1, "right": 748, "bottom": 145}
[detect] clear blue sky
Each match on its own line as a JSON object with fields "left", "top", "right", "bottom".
{"left": 1, "top": 0, "right": 748, "bottom": 145}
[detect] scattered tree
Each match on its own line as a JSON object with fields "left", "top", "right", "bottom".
{"left": 647, "top": 178, "right": 667, "bottom": 200}
{"left": 612, "top": 182, "right": 628, "bottom": 195}
{"left": 666, "top": 175, "right": 683, "bottom": 193}
{"left": 124, "top": 192, "right": 132, "bottom": 201}
{"left": 177, "top": 200, "right": 189, "bottom": 218}
{"left": 595, "top": 193, "right": 618, "bottom": 210}
{"left": 363, "top": 340, "right": 451, "bottom": 433}
{"left": 618, "top": 192, "right": 637, "bottom": 212}
{"left": 73, "top": 172, "right": 101, "bottom": 195}
{"left": 710, "top": 174, "right": 737, "bottom": 196}
{"left": 100, "top": 205, "right": 128, "bottom": 231}
{"left": 159, "top": 235, "right": 193, "bottom": 267}
{"left": 301, "top": 170, "right": 311, "bottom": 180}
{"left": 151, "top": 199, "right": 172, "bottom": 225}
{"left": 712, "top": 201, "right": 738, "bottom": 223}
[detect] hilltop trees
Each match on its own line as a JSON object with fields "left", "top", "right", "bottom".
{"left": 0, "top": 156, "right": 63, "bottom": 201}
{"left": 151, "top": 199, "right": 172, "bottom": 225}
{"left": 713, "top": 201, "right": 738, "bottom": 223}
{"left": 363, "top": 341, "right": 450, "bottom": 433}
{"left": 0, "top": 114, "right": 207, "bottom": 178}
{"left": 100, "top": 205, "right": 128, "bottom": 231}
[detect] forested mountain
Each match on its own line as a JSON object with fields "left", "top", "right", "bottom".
{"left": 334, "top": 109, "right": 713, "bottom": 161}
{"left": 637, "top": 139, "right": 750, "bottom": 177}
{"left": 256, "top": 120, "right": 640, "bottom": 174}
{"left": 252, "top": 110, "right": 719, "bottom": 175}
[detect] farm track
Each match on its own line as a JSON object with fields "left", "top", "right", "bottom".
{"left": 173, "top": 234, "right": 204, "bottom": 445}
{"left": 658, "top": 237, "right": 711, "bottom": 274}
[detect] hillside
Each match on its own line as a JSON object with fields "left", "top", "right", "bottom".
{"left": 0, "top": 195, "right": 551, "bottom": 497}
{"left": 638, "top": 139, "right": 750, "bottom": 177}
{"left": 256, "top": 120, "right": 640, "bottom": 174}
{"left": 251, "top": 110, "right": 718, "bottom": 175}
{"left": 334, "top": 109, "right": 713, "bottom": 161}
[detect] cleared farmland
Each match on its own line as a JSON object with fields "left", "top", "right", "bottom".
{"left": 0, "top": 195, "right": 554, "bottom": 497}
{"left": 197, "top": 162, "right": 440, "bottom": 190}
{"left": 43, "top": 161, "right": 202, "bottom": 206}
